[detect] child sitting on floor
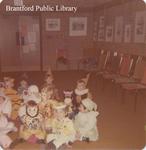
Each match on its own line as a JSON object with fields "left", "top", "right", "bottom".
{"left": 22, "top": 85, "right": 41, "bottom": 104}
{"left": 0, "top": 92, "right": 17, "bottom": 149}
{"left": 3, "top": 77, "right": 21, "bottom": 120}
{"left": 63, "top": 90, "right": 75, "bottom": 120}
{"left": 17, "top": 79, "right": 29, "bottom": 97}
{"left": 74, "top": 98, "right": 99, "bottom": 142}
{"left": 46, "top": 102, "right": 76, "bottom": 149}
{"left": 19, "top": 100, "right": 45, "bottom": 144}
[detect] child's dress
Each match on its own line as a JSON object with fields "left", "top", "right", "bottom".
{"left": 19, "top": 111, "right": 45, "bottom": 142}
{"left": 46, "top": 117, "right": 76, "bottom": 149}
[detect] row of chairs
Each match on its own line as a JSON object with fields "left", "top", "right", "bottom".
{"left": 96, "top": 49, "right": 146, "bottom": 111}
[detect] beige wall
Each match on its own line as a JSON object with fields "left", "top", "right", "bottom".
{"left": 93, "top": 0, "right": 146, "bottom": 56}
{"left": 0, "top": 15, "right": 40, "bottom": 72}
{"left": 0, "top": 11, "right": 94, "bottom": 72}
{"left": 41, "top": 12, "right": 94, "bottom": 70}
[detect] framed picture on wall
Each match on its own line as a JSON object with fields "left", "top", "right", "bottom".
{"left": 124, "top": 24, "right": 131, "bottom": 43}
{"left": 69, "top": 17, "right": 87, "bottom": 36}
{"left": 134, "top": 11, "right": 146, "bottom": 43}
{"left": 114, "top": 16, "right": 123, "bottom": 43}
{"left": 46, "top": 18, "right": 60, "bottom": 31}
{"left": 105, "top": 25, "right": 113, "bottom": 42}
{"left": 98, "top": 29, "right": 104, "bottom": 41}
{"left": 99, "top": 16, "right": 105, "bottom": 28}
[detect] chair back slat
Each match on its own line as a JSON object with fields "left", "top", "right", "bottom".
{"left": 129, "top": 55, "right": 139, "bottom": 76}
{"left": 119, "top": 55, "right": 132, "bottom": 76}
{"left": 97, "top": 50, "right": 109, "bottom": 71}
{"left": 133, "top": 57, "right": 146, "bottom": 79}
{"left": 141, "top": 68, "right": 146, "bottom": 84}
{"left": 105, "top": 51, "right": 122, "bottom": 73}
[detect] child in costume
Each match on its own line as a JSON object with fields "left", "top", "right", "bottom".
{"left": 19, "top": 85, "right": 42, "bottom": 124}
{"left": 46, "top": 102, "right": 76, "bottom": 149}
{"left": 17, "top": 79, "right": 29, "bottom": 97}
{"left": 63, "top": 90, "right": 75, "bottom": 120}
{"left": 19, "top": 100, "right": 45, "bottom": 144}
{"left": 73, "top": 73, "right": 92, "bottom": 111}
{"left": 3, "top": 77, "right": 21, "bottom": 120}
{"left": 43, "top": 100, "right": 58, "bottom": 134}
{"left": 0, "top": 92, "right": 17, "bottom": 149}
{"left": 22, "top": 85, "right": 41, "bottom": 104}
{"left": 41, "top": 68, "right": 60, "bottom": 101}
{"left": 74, "top": 98, "right": 99, "bottom": 142}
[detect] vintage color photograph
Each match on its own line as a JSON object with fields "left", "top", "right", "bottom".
{"left": 0, "top": 0, "right": 146, "bottom": 150}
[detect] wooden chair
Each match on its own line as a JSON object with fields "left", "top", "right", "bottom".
{"left": 102, "top": 52, "right": 124, "bottom": 80}
{"left": 113, "top": 55, "right": 139, "bottom": 84}
{"left": 96, "top": 50, "right": 110, "bottom": 74}
{"left": 120, "top": 59, "right": 146, "bottom": 111}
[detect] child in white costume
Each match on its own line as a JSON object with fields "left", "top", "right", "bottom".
{"left": 46, "top": 103, "right": 76, "bottom": 149}
{"left": 22, "top": 85, "right": 41, "bottom": 104}
{"left": 0, "top": 92, "right": 17, "bottom": 149}
{"left": 74, "top": 98, "right": 99, "bottom": 142}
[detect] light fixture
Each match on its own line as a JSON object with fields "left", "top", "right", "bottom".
{"left": 0, "top": 0, "right": 3, "bottom": 4}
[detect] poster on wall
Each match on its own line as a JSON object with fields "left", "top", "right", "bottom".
{"left": 124, "top": 24, "right": 131, "bottom": 43}
{"left": 98, "top": 29, "right": 105, "bottom": 41}
{"left": 115, "top": 16, "right": 123, "bottom": 43}
{"left": 46, "top": 18, "right": 60, "bottom": 31}
{"left": 69, "top": 17, "right": 87, "bottom": 36}
{"left": 134, "top": 11, "right": 146, "bottom": 43}
{"left": 105, "top": 25, "right": 113, "bottom": 42}
{"left": 99, "top": 16, "right": 105, "bottom": 28}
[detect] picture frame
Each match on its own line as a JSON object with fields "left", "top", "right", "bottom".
{"left": 134, "top": 11, "right": 146, "bottom": 43}
{"left": 115, "top": 16, "right": 123, "bottom": 43}
{"left": 99, "top": 16, "right": 105, "bottom": 28}
{"left": 124, "top": 24, "right": 131, "bottom": 43}
{"left": 98, "top": 29, "right": 105, "bottom": 41}
{"left": 69, "top": 17, "right": 87, "bottom": 36}
{"left": 46, "top": 18, "right": 60, "bottom": 31}
{"left": 105, "top": 25, "right": 113, "bottom": 42}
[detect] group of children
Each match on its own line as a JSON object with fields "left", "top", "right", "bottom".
{"left": 0, "top": 69, "right": 99, "bottom": 150}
